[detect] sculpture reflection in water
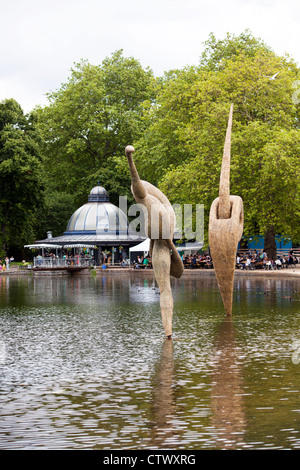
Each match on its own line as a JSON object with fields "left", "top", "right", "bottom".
{"left": 210, "top": 317, "right": 246, "bottom": 449}
{"left": 125, "top": 145, "right": 184, "bottom": 338}
{"left": 149, "top": 339, "right": 178, "bottom": 447}
{"left": 209, "top": 104, "right": 244, "bottom": 316}
{"left": 150, "top": 321, "right": 246, "bottom": 450}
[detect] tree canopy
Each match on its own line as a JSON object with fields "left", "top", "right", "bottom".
{"left": 37, "top": 50, "right": 156, "bottom": 208}
{"left": 0, "top": 99, "right": 44, "bottom": 257}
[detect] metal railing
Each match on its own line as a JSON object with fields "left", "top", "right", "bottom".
{"left": 33, "top": 257, "right": 95, "bottom": 268}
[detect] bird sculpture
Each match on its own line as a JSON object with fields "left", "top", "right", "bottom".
{"left": 208, "top": 104, "right": 244, "bottom": 316}
{"left": 125, "top": 145, "right": 184, "bottom": 338}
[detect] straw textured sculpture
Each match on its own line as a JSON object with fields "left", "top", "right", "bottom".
{"left": 209, "top": 104, "right": 244, "bottom": 316}
{"left": 125, "top": 145, "right": 183, "bottom": 338}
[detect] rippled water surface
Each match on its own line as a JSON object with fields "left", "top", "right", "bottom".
{"left": 0, "top": 271, "right": 300, "bottom": 449}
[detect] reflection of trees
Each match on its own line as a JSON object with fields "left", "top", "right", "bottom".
{"left": 32, "top": 274, "right": 134, "bottom": 305}
{"left": 3, "top": 276, "right": 33, "bottom": 306}
{"left": 149, "top": 339, "right": 179, "bottom": 447}
{"left": 210, "top": 318, "right": 246, "bottom": 449}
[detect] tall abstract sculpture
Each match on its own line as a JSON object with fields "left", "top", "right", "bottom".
{"left": 209, "top": 104, "right": 244, "bottom": 316}
{"left": 125, "top": 145, "right": 184, "bottom": 338}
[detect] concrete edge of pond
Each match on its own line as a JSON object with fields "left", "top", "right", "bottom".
{"left": 3, "top": 266, "right": 299, "bottom": 278}
{"left": 95, "top": 268, "right": 300, "bottom": 279}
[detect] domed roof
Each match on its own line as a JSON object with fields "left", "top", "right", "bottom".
{"left": 88, "top": 185, "right": 109, "bottom": 202}
{"left": 90, "top": 185, "right": 108, "bottom": 195}
{"left": 64, "top": 185, "right": 128, "bottom": 235}
{"left": 33, "top": 184, "right": 145, "bottom": 247}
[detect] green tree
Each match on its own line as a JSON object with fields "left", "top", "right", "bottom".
{"left": 136, "top": 32, "right": 300, "bottom": 256}
{"left": 34, "top": 189, "right": 77, "bottom": 239}
{"left": 37, "top": 50, "right": 156, "bottom": 207}
{"left": 0, "top": 99, "right": 44, "bottom": 256}
{"left": 200, "top": 30, "right": 273, "bottom": 71}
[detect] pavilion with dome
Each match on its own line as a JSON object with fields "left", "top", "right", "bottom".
{"left": 26, "top": 185, "right": 145, "bottom": 265}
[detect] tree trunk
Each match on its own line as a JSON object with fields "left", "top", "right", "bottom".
{"left": 264, "top": 226, "right": 277, "bottom": 260}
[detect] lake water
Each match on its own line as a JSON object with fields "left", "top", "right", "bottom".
{"left": 0, "top": 271, "right": 300, "bottom": 450}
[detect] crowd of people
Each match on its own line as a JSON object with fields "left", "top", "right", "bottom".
{"left": 132, "top": 255, "right": 152, "bottom": 269}
{"left": 182, "top": 254, "right": 213, "bottom": 269}
{"left": 236, "top": 250, "right": 299, "bottom": 270}
{"left": 34, "top": 251, "right": 95, "bottom": 267}
{"left": 132, "top": 253, "right": 213, "bottom": 269}
{"left": 132, "top": 249, "right": 299, "bottom": 271}
{"left": 1, "top": 249, "right": 299, "bottom": 272}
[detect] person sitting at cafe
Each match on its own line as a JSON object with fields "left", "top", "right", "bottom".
{"left": 191, "top": 255, "right": 197, "bottom": 268}
{"left": 245, "top": 256, "right": 252, "bottom": 269}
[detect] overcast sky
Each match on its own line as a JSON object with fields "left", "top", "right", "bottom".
{"left": 1, "top": 0, "right": 299, "bottom": 113}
